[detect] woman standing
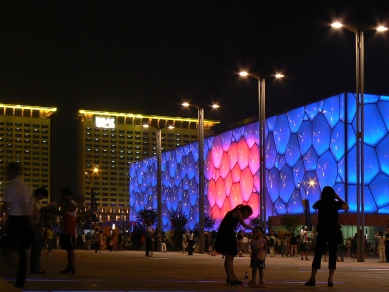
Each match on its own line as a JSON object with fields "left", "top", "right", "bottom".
{"left": 374, "top": 231, "right": 386, "bottom": 262}
{"left": 305, "top": 186, "right": 349, "bottom": 287}
{"left": 215, "top": 204, "right": 253, "bottom": 285}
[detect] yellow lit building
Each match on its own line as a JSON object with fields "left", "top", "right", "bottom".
{"left": 77, "top": 109, "right": 219, "bottom": 217}
{"left": 0, "top": 103, "right": 57, "bottom": 205}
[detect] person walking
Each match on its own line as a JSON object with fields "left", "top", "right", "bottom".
{"left": 30, "top": 187, "right": 48, "bottom": 275}
{"left": 145, "top": 221, "right": 154, "bottom": 257}
{"left": 85, "top": 232, "right": 91, "bottom": 251}
{"left": 3, "top": 162, "right": 33, "bottom": 288}
{"left": 214, "top": 204, "right": 253, "bottom": 285}
{"left": 92, "top": 228, "right": 100, "bottom": 253}
{"left": 385, "top": 226, "right": 389, "bottom": 262}
{"left": 374, "top": 231, "right": 386, "bottom": 262}
{"left": 268, "top": 231, "right": 276, "bottom": 257}
{"left": 305, "top": 186, "right": 349, "bottom": 287}
{"left": 160, "top": 232, "right": 167, "bottom": 252}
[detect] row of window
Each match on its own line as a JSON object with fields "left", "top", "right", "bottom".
{"left": 0, "top": 108, "right": 42, "bottom": 118}
{"left": 0, "top": 122, "right": 49, "bottom": 128}
{"left": 1, "top": 129, "right": 49, "bottom": 134}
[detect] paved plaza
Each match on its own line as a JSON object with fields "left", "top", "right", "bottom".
{"left": 1, "top": 249, "right": 388, "bottom": 291}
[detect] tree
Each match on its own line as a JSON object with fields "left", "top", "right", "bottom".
{"left": 280, "top": 215, "right": 300, "bottom": 233}
{"left": 136, "top": 209, "right": 158, "bottom": 225}
{"left": 169, "top": 210, "right": 188, "bottom": 250}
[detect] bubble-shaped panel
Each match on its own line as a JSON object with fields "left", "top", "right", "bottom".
{"left": 211, "top": 135, "right": 224, "bottom": 168}
{"left": 220, "top": 130, "right": 232, "bottom": 151}
{"left": 312, "top": 113, "right": 331, "bottom": 156}
{"left": 273, "top": 114, "right": 291, "bottom": 155}
{"left": 369, "top": 173, "right": 389, "bottom": 208}
{"left": 377, "top": 100, "right": 389, "bottom": 131}
{"left": 228, "top": 142, "right": 238, "bottom": 169}
{"left": 249, "top": 144, "right": 260, "bottom": 175}
{"left": 266, "top": 133, "right": 277, "bottom": 169}
{"left": 305, "top": 102, "right": 319, "bottom": 121}
{"left": 303, "top": 146, "right": 318, "bottom": 171}
{"left": 330, "top": 121, "right": 345, "bottom": 161}
{"left": 323, "top": 95, "right": 340, "bottom": 128}
{"left": 279, "top": 165, "right": 294, "bottom": 203}
{"left": 376, "top": 135, "right": 389, "bottom": 176}
{"left": 364, "top": 104, "right": 387, "bottom": 146}
{"left": 285, "top": 134, "right": 300, "bottom": 167}
{"left": 243, "top": 123, "right": 256, "bottom": 149}
{"left": 287, "top": 107, "right": 304, "bottom": 133}
{"left": 298, "top": 120, "right": 312, "bottom": 156}
{"left": 287, "top": 189, "right": 304, "bottom": 214}
{"left": 237, "top": 138, "right": 250, "bottom": 170}
{"left": 267, "top": 168, "right": 280, "bottom": 203}
{"left": 316, "top": 151, "right": 337, "bottom": 188}
{"left": 240, "top": 167, "right": 254, "bottom": 202}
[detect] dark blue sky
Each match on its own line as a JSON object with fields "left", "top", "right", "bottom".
{"left": 1, "top": 1, "right": 389, "bottom": 199}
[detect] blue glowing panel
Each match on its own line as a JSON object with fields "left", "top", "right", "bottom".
{"left": 364, "top": 104, "right": 387, "bottom": 146}
{"left": 377, "top": 135, "right": 389, "bottom": 176}
{"left": 303, "top": 147, "right": 318, "bottom": 171}
{"left": 273, "top": 114, "right": 291, "bottom": 155}
{"left": 285, "top": 134, "right": 300, "bottom": 167}
{"left": 364, "top": 187, "right": 378, "bottom": 213}
{"left": 364, "top": 145, "right": 380, "bottom": 184}
{"left": 312, "top": 114, "right": 331, "bottom": 156}
{"left": 267, "top": 116, "right": 277, "bottom": 132}
{"left": 369, "top": 173, "right": 389, "bottom": 209}
{"left": 189, "top": 178, "right": 198, "bottom": 206}
{"left": 221, "top": 130, "right": 233, "bottom": 151}
{"left": 305, "top": 102, "right": 319, "bottom": 121}
{"left": 255, "top": 121, "right": 260, "bottom": 146}
{"left": 279, "top": 165, "right": 294, "bottom": 203}
{"left": 287, "top": 107, "right": 304, "bottom": 133}
{"left": 287, "top": 189, "right": 304, "bottom": 214}
{"left": 316, "top": 151, "right": 337, "bottom": 190}
{"left": 378, "top": 101, "right": 389, "bottom": 132}
{"left": 266, "top": 132, "right": 277, "bottom": 169}
{"left": 168, "top": 152, "right": 177, "bottom": 178}
{"left": 339, "top": 94, "right": 346, "bottom": 122}
{"left": 347, "top": 124, "right": 356, "bottom": 151}
{"left": 323, "top": 95, "right": 340, "bottom": 128}
{"left": 298, "top": 121, "right": 312, "bottom": 156}
{"left": 204, "top": 151, "right": 214, "bottom": 181}
{"left": 274, "top": 198, "right": 287, "bottom": 215}
{"left": 347, "top": 93, "right": 356, "bottom": 124}
{"left": 243, "top": 123, "right": 256, "bottom": 149}
{"left": 277, "top": 154, "right": 286, "bottom": 170}
{"left": 292, "top": 158, "right": 305, "bottom": 187}
{"left": 365, "top": 93, "right": 380, "bottom": 104}
{"left": 232, "top": 126, "right": 244, "bottom": 142}
{"left": 186, "top": 153, "right": 196, "bottom": 180}
{"left": 267, "top": 168, "right": 280, "bottom": 203}
{"left": 330, "top": 122, "right": 345, "bottom": 162}
{"left": 211, "top": 135, "right": 223, "bottom": 168}
{"left": 191, "top": 142, "right": 199, "bottom": 162}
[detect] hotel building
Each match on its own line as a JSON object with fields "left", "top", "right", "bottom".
{"left": 0, "top": 103, "right": 56, "bottom": 206}
{"left": 77, "top": 109, "right": 219, "bottom": 219}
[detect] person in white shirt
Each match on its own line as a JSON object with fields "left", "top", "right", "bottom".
{"left": 374, "top": 231, "right": 386, "bottom": 263}
{"left": 300, "top": 226, "right": 310, "bottom": 260}
{"left": 3, "top": 162, "right": 33, "bottom": 288}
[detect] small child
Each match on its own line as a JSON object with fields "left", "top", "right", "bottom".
{"left": 249, "top": 226, "right": 267, "bottom": 286}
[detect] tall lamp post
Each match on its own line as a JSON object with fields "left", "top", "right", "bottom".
{"left": 182, "top": 102, "right": 219, "bottom": 254}
{"left": 331, "top": 21, "right": 388, "bottom": 262}
{"left": 239, "top": 72, "right": 283, "bottom": 231}
{"left": 86, "top": 166, "right": 99, "bottom": 229}
{"left": 143, "top": 123, "right": 173, "bottom": 251}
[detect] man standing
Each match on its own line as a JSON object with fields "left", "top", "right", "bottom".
{"left": 385, "top": 226, "right": 389, "bottom": 262}
{"left": 300, "top": 226, "right": 310, "bottom": 260}
{"left": 3, "top": 162, "right": 33, "bottom": 288}
{"left": 51, "top": 188, "right": 77, "bottom": 274}
{"left": 93, "top": 228, "right": 100, "bottom": 253}
{"left": 187, "top": 230, "right": 194, "bottom": 255}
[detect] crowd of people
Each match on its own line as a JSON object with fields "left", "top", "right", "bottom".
{"left": 1, "top": 162, "right": 388, "bottom": 289}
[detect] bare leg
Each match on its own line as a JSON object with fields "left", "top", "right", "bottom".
{"left": 259, "top": 268, "right": 264, "bottom": 283}
{"left": 328, "top": 269, "right": 335, "bottom": 282}
{"left": 224, "top": 253, "right": 235, "bottom": 281}
{"left": 251, "top": 267, "right": 257, "bottom": 283}
{"left": 309, "top": 268, "right": 318, "bottom": 281}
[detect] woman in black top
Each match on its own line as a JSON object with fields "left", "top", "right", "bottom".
{"left": 215, "top": 204, "right": 253, "bottom": 285}
{"left": 305, "top": 186, "right": 349, "bottom": 287}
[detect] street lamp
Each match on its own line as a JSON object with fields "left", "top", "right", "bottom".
{"left": 182, "top": 102, "right": 219, "bottom": 254}
{"left": 85, "top": 166, "right": 99, "bottom": 232}
{"left": 143, "top": 123, "right": 174, "bottom": 251}
{"left": 239, "top": 71, "right": 283, "bottom": 231}
{"left": 331, "top": 21, "right": 388, "bottom": 262}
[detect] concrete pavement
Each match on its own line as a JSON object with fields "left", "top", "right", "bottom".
{"left": 1, "top": 249, "right": 388, "bottom": 291}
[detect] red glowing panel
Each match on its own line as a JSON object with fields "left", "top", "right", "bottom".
{"left": 240, "top": 167, "right": 254, "bottom": 201}
{"left": 211, "top": 135, "right": 224, "bottom": 168}
{"left": 219, "top": 152, "right": 230, "bottom": 179}
{"left": 230, "top": 183, "right": 243, "bottom": 209}
{"left": 247, "top": 192, "right": 260, "bottom": 218}
{"left": 207, "top": 179, "right": 216, "bottom": 208}
{"left": 253, "top": 173, "right": 260, "bottom": 193}
{"left": 215, "top": 177, "right": 226, "bottom": 209}
{"left": 214, "top": 167, "right": 220, "bottom": 182}
{"left": 224, "top": 172, "right": 232, "bottom": 196}
{"left": 211, "top": 205, "right": 222, "bottom": 227}
{"left": 228, "top": 142, "right": 238, "bottom": 168}
{"left": 231, "top": 163, "right": 241, "bottom": 183}
{"left": 220, "top": 197, "right": 232, "bottom": 218}
{"left": 204, "top": 152, "right": 214, "bottom": 181}
{"left": 249, "top": 144, "right": 260, "bottom": 175}
{"left": 237, "top": 138, "right": 250, "bottom": 170}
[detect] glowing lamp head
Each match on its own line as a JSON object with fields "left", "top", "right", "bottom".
{"left": 239, "top": 71, "right": 249, "bottom": 77}
{"left": 212, "top": 104, "right": 220, "bottom": 109}
{"left": 377, "top": 25, "right": 388, "bottom": 32}
{"left": 182, "top": 102, "right": 190, "bottom": 107}
{"left": 331, "top": 21, "right": 343, "bottom": 28}
{"left": 275, "top": 73, "right": 284, "bottom": 78}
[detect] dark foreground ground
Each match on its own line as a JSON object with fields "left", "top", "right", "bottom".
{"left": 1, "top": 249, "right": 388, "bottom": 292}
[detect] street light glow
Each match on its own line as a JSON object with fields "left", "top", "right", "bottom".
{"left": 239, "top": 71, "right": 249, "bottom": 76}
{"left": 275, "top": 73, "right": 284, "bottom": 78}
{"left": 182, "top": 102, "right": 190, "bottom": 107}
{"left": 212, "top": 104, "right": 219, "bottom": 108}
{"left": 377, "top": 25, "right": 388, "bottom": 32}
{"left": 331, "top": 21, "right": 343, "bottom": 28}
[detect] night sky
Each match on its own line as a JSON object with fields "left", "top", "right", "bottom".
{"left": 1, "top": 1, "right": 389, "bottom": 201}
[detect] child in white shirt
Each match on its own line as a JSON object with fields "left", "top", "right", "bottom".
{"left": 249, "top": 226, "right": 268, "bottom": 285}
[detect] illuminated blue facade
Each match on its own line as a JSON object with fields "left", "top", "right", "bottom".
{"left": 129, "top": 93, "right": 389, "bottom": 230}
